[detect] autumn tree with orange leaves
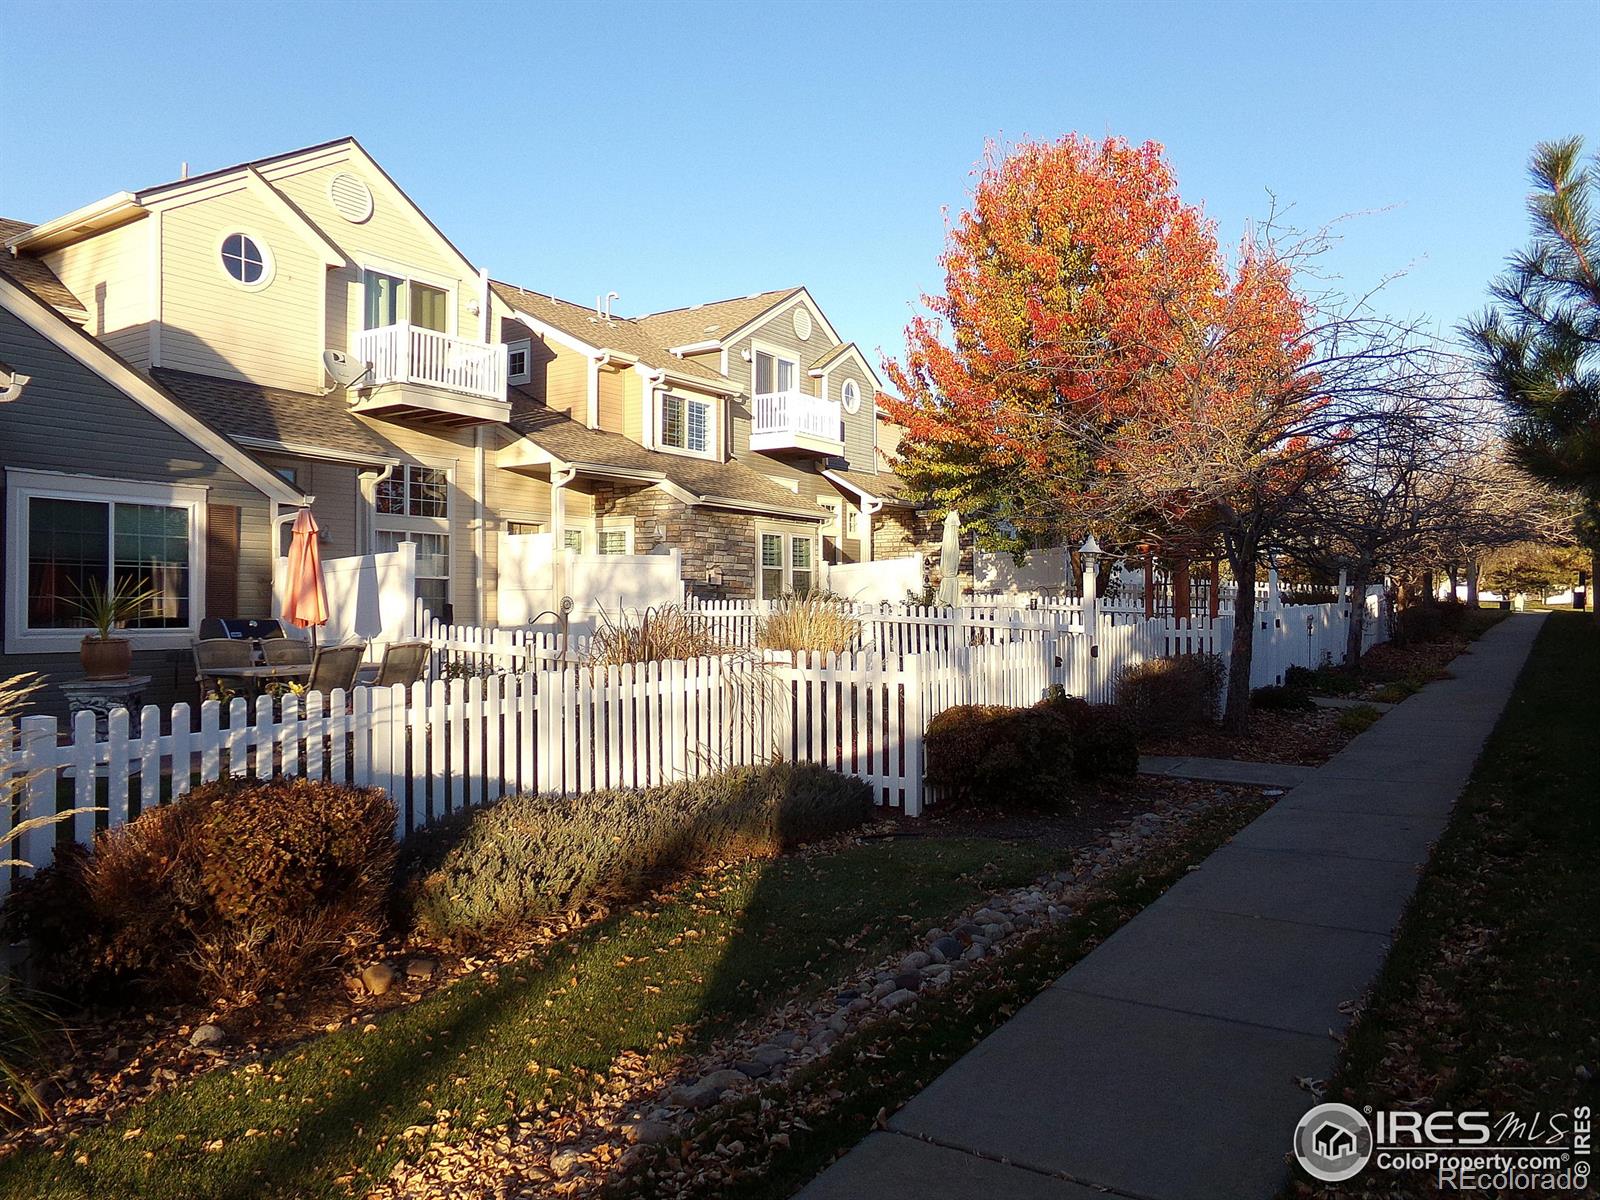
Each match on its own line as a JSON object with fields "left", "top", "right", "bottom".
{"left": 884, "top": 136, "right": 1454, "bottom": 730}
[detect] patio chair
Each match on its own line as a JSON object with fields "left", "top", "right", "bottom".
{"left": 367, "top": 640, "right": 429, "bottom": 688}
{"left": 305, "top": 643, "right": 366, "bottom": 696}
{"left": 262, "top": 637, "right": 314, "bottom": 666}
{"left": 192, "top": 636, "right": 253, "bottom": 683}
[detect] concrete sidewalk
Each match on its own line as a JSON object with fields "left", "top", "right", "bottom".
{"left": 801, "top": 615, "right": 1546, "bottom": 1200}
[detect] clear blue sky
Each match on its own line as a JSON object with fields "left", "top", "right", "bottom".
{"left": 3, "top": 0, "right": 1595, "bottom": 365}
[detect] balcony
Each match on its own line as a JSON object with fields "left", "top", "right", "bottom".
{"left": 350, "top": 323, "right": 511, "bottom": 425}
{"left": 749, "top": 390, "right": 844, "bottom": 455}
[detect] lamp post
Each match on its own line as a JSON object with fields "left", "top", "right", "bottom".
{"left": 1080, "top": 533, "right": 1103, "bottom": 630}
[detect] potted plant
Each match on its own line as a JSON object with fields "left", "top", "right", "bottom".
{"left": 74, "top": 578, "right": 156, "bottom": 679}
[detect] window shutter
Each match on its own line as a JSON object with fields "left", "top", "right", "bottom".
{"left": 205, "top": 503, "right": 240, "bottom": 618}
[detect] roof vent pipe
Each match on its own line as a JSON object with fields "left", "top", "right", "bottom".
{"left": 602, "top": 291, "right": 619, "bottom": 321}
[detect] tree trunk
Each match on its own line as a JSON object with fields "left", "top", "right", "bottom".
{"left": 1466, "top": 559, "right": 1480, "bottom": 607}
{"left": 1345, "top": 562, "right": 1372, "bottom": 668}
{"left": 1221, "top": 551, "right": 1258, "bottom": 734}
{"left": 1592, "top": 547, "right": 1599, "bottom": 625}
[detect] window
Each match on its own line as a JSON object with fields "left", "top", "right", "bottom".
{"left": 563, "top": 528, "right": 585, "bottom": 553}
{"left": 361, "top": 269, "right": 453, "bottom": 332}
{"left": 376, "top": 465, "right": 448, "bottom": 518}
{"left": 760, "top": 534, "right": 784, "bottom": 599}
{"left": 597, "top": 529, "right": 629, "bottom": 555}
{"left": 506, "top": 520, "right": 543, "bottom": 536}
{"left": 841, "top": 379, "right": 862, "bottom": 414}
{"left": 791, "top": 537, "right": 814, "bottom": 596}
{"left": 410, "top": 282, "right": 449, "bottom": 333}
{"left": 373, "top": 530, "right": 450, "bottom": 616}
{"left": 220, "top": 233, "right": 269, "bottom": 287}
{"left": 659, "top": 392, "right": 713, "bottom": 455}
{"left": 364, "top": 271, "right": 404, "bottom": 330}
{"left": 757, "top": 532, "right": 818, "bottom": 599}
{"left": 6, "top": 472, "right": 202, "bottom": 653}
{"left": 372, "top": 464, "right": 450, "bottom": 617}
{"left": 274, "top": 465, "right": 301, "bottom": 488}
{"left": 754, "top": 349, "right": 798, "bottom": 395}
{"left": 507, "top": 338, "right": 532, "bottom": 385}
{"left": 846, "top": 506, "right": 859, "bottom": 536}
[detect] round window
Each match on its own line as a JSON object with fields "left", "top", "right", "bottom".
{"left": 220, "top": 233, "right": 270, "bottom": 286}
{"left": 841, "top": 379, "right": 862, "bottom": 414}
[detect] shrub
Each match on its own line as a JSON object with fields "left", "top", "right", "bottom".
{"left": 1041, "top": 695, "right": 1139, "bottom": 780}
{"left": 757, "top": 593, "right": 861, "bottom": 655}
{"left": 1251, "top": 684, "right": 1316, "bottom": 712}
{"left": 585, "top": 605, "right": 730, "bottom": 666}
{"left": 924, "top": 704, "right": 1076, "bottom": 810}
{"left": 9, "top": 779, "right": 395, "bottom": 1005}
{"left": 1396, "top": 601, "right": 1470, "bottom": 645}
{"left": 401, "top": 763, "right": 871, "bottom": 943}
{"left": 1114, "top": 653, "right": 1225, "bottom": 736}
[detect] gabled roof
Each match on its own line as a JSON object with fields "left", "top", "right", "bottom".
{"left": 152, "top": 369, "right": 399, "bottom": 465}
{"left": 0, "top": 218, "right": 88, "bottom": 320}
{"left": 821, "top": 467, "right": 916, "bottom": 509}
{"left": 6, "top": 137, "right": 476, "bottom": 281}
{"left": 492, "top": 280, "right": 732, "bottom": 390}
{"left": 507, "top": 400, "right": 825, "bottom": 521}
{"left": 0, "top": 271, "right": 305, "bottom": 506}
{"left": 633, "top": 288, "right": 802, "bottom": 349}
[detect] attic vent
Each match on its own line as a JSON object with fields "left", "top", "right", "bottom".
{"left": 329, "top": 172, "right": 374, "bottom": 223}
{"left": 793, "top": 307, "right": 813, "bottom": 341}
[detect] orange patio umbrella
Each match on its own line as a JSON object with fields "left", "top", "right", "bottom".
{"left": 282, "top": 507, "right": 329, "bottom": 646}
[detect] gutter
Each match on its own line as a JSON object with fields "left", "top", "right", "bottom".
{"left": 232, "top": 435, "right": 400, "bottom": 469}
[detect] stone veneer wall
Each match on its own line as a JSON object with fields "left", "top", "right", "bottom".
{"left": 870, "top": 505, "right": 974, "bottom": 596}
{"left": 591, "top": 483, "right": 760, "bottom": 601}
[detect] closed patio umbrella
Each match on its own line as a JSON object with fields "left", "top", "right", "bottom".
{"left": 936, "top": 510, "right": 961, "bottom": 607}
{"left": 282, "top": 507, "right": 329, "bottom": 647}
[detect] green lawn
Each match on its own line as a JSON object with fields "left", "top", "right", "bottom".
{"left": 0, "top": 836, "right": 1068, "bottom": 1199}
{"left": 1307, "top": 613, "right": 1600, "bottom": 1193}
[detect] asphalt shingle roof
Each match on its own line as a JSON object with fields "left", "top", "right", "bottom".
{"left": 0, "top": 218, "right": 89, "bottom": 318}
{"left": 826, "top": 466, "right": 915, "bottom": 508}
{"left": 633, "top": 288, "right": 801, "bottom": 349}
{"left": 507, "top": 399, "right": 823, "bottom": 518}
{"left": 152, "top": 368, "right": 398, "bottom": 462}
{"left": 492, "top": 281, "right": 729, "bottom": 387}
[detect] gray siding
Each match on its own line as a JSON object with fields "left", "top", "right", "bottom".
{"left": 727, "top": 300, "right": 879, "bottom": 475}
{"left": 0, "top": 306, "right": 274, "bottom": 715}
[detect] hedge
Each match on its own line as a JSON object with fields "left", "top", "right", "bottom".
{"left": 400, "top": 762, "right": 872, "bottom": 943}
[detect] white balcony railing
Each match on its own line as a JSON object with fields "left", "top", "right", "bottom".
{"left": 355, "top": 323, "right": 508, "bottom": 403}
{"left": 750, "top": 390, "right": 843, "bottom": 452}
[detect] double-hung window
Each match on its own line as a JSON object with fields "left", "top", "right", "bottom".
{"left": 5, "top": 471, "right": 203, "bottom": 653}
{"left": 659, "top": 392, "right": 713, "bottom": 455}
{"left": 373, "top": 464, "right": 451, "bottom": 617}
{"left": 757, "top": 531, "right": 818, "bottom": 599}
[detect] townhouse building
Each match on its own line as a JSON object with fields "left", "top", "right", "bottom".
{"left": 0, "top": 137, "right": 933, "bottom": 694}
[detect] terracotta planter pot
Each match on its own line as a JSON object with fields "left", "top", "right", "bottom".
{"left": 80, "top": 636, "right": 133, "bottom": 680}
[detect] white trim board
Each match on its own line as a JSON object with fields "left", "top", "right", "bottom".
{"left": 4, "top": 468, "right": 210, "bottom": 654}
{"left": 0, "top": 272, "right": 306, "bottom": 507}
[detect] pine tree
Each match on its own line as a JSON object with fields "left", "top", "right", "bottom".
{"left": 1466, "top": 137, "right": 1600, "bottom": 618}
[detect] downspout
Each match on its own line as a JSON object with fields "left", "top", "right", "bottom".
{"left": 550, "top": 464, "right": 577, "bottom": 605}
{"left": 586, "top": 351, "right": 612, "bottom": 430}
{"left": 860, "top": 496, "right": 883, "bottom": 562}
{"left": 474, "top": 429, "right": 487, "bottom": 624}
{"left": 638, "top": 366, "right": 667, "bottom": 450}
{"left": 358, "top": 462, "right": 396, "bottom": 553}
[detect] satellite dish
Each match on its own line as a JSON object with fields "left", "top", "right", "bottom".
{"left": 322, "top": 349, "right": 372, "bottom": 389}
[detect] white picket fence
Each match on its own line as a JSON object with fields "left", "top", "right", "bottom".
{"left": 1, "top": 588, "right": 1389, "bottom": 900}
